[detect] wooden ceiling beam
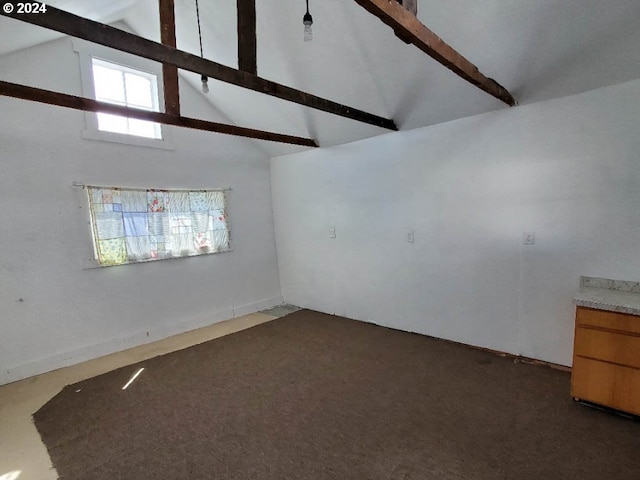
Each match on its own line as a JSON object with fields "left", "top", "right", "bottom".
{"left": 237, "top": 0, "right": 257, "bottom": 75}
{"left": 159, "top": 0, "right": 180, "bottom": 115}
{"left": 353, "top": 0, "right": 516, "bottom": 106}
{"left": 0, "top": 80, "right": 317, "bottom": 147}
{"left": 1, "top": 6, "right": 397, "bottom": 131}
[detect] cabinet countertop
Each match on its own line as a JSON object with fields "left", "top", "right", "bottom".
{"left": 573, "top": 276, "right": 640, "bottom": 316}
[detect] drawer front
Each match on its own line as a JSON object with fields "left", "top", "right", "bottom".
{"left": 574, "top": 327, "right": 640, "bottom": 369}
{"left": 576, "top": 306, "right": 640, "bottom": 335}
{"left": 571, "top": 357, "right": 640, "bottom": 416}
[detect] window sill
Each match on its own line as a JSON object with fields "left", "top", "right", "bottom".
{"left": 82, "top": 128, "right": 175, "bottom": 151}
{"left": 82, "top": 248, "right": 234, "bottom": 270}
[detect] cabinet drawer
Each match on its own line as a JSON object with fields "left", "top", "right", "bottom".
{"left": 576, "top": 306, "right": 640, "bottom": 335}
{"left": 574, "top": 327, "right": 640, "bottom": 369}
{"left": 571, "top": 357, "right": 640, "bottom": 416}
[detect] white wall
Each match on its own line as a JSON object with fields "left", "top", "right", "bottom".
{"left": 0, "top": 37, "right": 282, "bottom": 385}
{"left": 271, "top": 79, "right": 640, "bottom": 366}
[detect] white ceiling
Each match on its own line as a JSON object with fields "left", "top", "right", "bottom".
{"left": 2, "top": 0, "right": 640, "bottom": 157}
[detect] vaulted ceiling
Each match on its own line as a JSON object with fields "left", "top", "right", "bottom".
{"left": 2, "top": 0, "right": 640, "bottom": 157}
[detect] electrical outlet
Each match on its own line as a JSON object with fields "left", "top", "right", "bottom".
{"left": 523, "top": 231, "right": 536, "bottom": 245}
{"left": 407, "top": 230, "right": 415, "bottom": 243}
{"left": 329, "top": 228, "right": 336, "bottom": 239}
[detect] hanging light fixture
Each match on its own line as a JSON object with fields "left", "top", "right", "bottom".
{"left": 195, "top": 0, "right": 209, "bottom": 94}
{"left": 201, "top": 74, "right": 209, "bottom": 94}
{"left": 303, "top": 0, "right": 313, "bottom": 42}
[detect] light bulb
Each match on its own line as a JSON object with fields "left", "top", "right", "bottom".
{"left": 304, "top": 23, "right": 312, "bottom": 42}
{"left": 303, "top": 12, "right": 313, "bottom": 42}
{"left": 201, "top": 74, "right": 209, "bottom": 94}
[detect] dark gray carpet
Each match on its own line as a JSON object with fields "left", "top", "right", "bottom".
{"left": 34, "top": 310, "right": 640, "bottom": 479}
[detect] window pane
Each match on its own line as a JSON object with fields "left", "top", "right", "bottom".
{"left": 128, "top": 118, "right": 160, "bottom": 139}
{"left": 97, "top": 113, "right": 128, "bottom": 134}
{"left": 124, "top": 72, "right": 154, "bottom": 109}
{"left": 92, "top": 64, "right": 126, "bottom": 103}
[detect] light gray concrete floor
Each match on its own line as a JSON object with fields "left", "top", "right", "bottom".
{"left": 0, "top": 311, "right": 280, "bottom": 480}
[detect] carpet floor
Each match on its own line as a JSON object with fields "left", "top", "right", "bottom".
{"left": 34, "top": 310, "right": 640, "bottom": 479}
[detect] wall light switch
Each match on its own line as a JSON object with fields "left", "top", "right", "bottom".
{"left": 407, "top": 230, "right": 415, "bottom": 243}
{"left": 329, "top": 228, "right": 336, "bottom": 239}
{"left": 523, "top": 231, "right": 536, "bottom": 245}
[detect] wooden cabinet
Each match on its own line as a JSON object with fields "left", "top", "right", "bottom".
{"left": 571, "top": 306, "right": 640, "bottom": 416}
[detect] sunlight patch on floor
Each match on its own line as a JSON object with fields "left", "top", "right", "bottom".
{"left": 0, "top": 471, "right": 21, "bottom": 480}
{"left": 122, "top": 368, "right": 145, "bottom": 390}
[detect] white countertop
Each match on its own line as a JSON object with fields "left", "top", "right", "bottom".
{"left": 573, "top": 276, "right": 640, "bottom": 316}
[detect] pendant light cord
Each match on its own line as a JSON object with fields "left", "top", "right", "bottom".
{"left": 195, "top": 0, "right": 209, "bottom": 92}
{"left": 306, "top": 0, "right": 310, "bottom": 14}
{"left": 196, "top": 0, "right": 204, "bottom": 58}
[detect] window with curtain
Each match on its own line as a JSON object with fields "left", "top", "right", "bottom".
{"left": 87, "top": 186, "right": 230, "bottom": 266}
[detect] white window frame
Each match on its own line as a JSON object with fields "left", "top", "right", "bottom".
{"left": 74, "top": 40, "right": 174, "bottom": 150}
{"left": 91, "top": 57, "right": 162, "bottom": 140}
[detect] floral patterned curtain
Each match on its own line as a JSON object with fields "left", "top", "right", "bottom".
{"left": 87, "top": 186, "right": 230, "bottom": 266}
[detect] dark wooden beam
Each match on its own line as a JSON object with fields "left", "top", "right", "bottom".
{"left": 159, "top": 0, "right": 180, "bottom": 115}
{"left": 1, "top": 6, "right": 397, "bottom": 130}
{"left": 393, "top": 0, "right": 417, "bottom": 43}
{"left": 0, "top": 80, "right": 317, "bottom": 147}
{"left": 353, "top": 0, "right": 516, "bottom": 106}
{"left": 237, "top": 0, "right": 257, "bottom": 75}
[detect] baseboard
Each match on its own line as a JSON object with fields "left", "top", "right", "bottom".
{"left": 233, "top": 295, "right": 283, "bottom": 318}
{"left": 1, "top": 297, "right": 282, "bottom": 386}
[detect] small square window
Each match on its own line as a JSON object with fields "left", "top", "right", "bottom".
{"left": 91, "top": 58, "right": 161, "bottom": 140}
